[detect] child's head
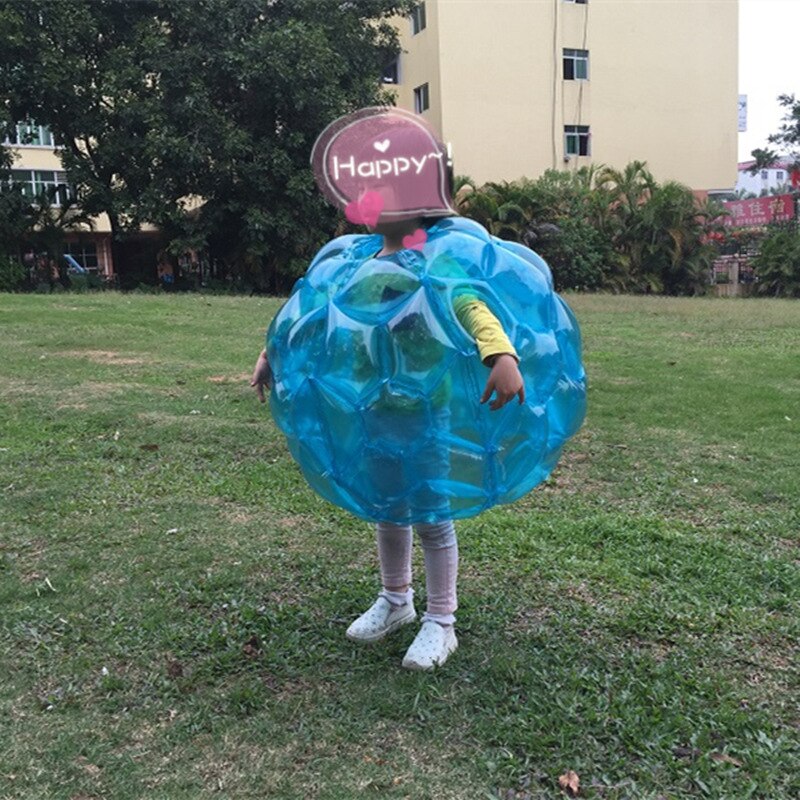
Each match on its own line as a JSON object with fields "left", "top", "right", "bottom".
{"left": 311, "top": 107, "right": 457, "bottom": 227}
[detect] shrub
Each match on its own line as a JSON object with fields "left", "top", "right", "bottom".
{"left": 457, "top": 163, "right": 715, "bottom": 295}
{"left": 0, "top": 255, "right": 26, "bottom": 291}
{"left": 752, "top": 226, "right": 800, "bottom": 297}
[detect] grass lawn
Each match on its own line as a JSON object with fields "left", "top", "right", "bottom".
{"left": 0, "top": 292, "right": 798, "bottom": 800}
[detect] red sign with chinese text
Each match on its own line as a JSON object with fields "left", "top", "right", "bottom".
{"left": 722, "top": 194, "right": 796, "bottom": 227}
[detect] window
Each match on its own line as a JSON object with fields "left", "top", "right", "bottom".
{"left": 760, "top": 170, "right": 768, "bottom": 179}
{"left": 565, "top": 125, "right": 590, "bottom": 156}
{"left": 414, "top": 83, "right": 429, "bottom": 113}
{"left": 7, "top": 170, "right": 34, "bottom": 198}
{"left": 411, "top": 2, "right": 426, "bottom": 34}
{"left": 563, "top": 48, "right": 589, "bottom": 80}
{"left": 65, "top": 241, "right": 99, "bottom": 271}
{"left": 776, "top": 171, "right": 785, "bottom": 181}
{"left": 4, "top": 169, "right": 72, "bottom": 204}
{"left": 382, "top": 59, "right": 399, "bottom": 85}
{"left": 2, "top": 121, "right": 55, "bottom": 147}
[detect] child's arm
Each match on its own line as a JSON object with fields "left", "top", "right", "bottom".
{"left": 481, "top": 353, "right": 525, "bottom": 411}
{"left": 250, "top": 349, "right": 272, "bottom": 403}
{"left": 453, "top": 297, "right": 525, "bottom": 411}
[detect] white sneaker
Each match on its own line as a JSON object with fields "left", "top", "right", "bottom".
{"left": 346, "top": 596, "right": 417, "bottom": 643}
{"left": 401, "top": 621, "right": 458, "bottom": 670}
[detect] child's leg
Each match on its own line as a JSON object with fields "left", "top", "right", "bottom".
{"left": 376, "top": 522, "right": 414, "bottom": 605}
{"left": 415, "top": 521, "right": 458, "bottom": 626}
{"left": 346, "top": 522, "right": 416, "bottom": 642}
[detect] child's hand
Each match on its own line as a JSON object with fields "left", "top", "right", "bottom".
{"left": 250, "top": 349, "right": 272, "bottom": 403}
{"left": 480, "top": 354, "right": 525, "bottom": 411}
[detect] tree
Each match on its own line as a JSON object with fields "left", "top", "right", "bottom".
{"left": 636, "top": 181, "right": 717, "bottom": 296}
{"left": 748, "top": 147, "right": 779, "bottom": 175}
{"left": 0, "top": 0, "right": 416, "bottom": 289}
{"left": 26, "top": 192, "right": 96, "bottom": 268}
{"left": 768, "top": 94, "right": 800, "bottom": 170}
{"left": 752, "top": 226, "right": 800, "bottom": 298}
{"left": 0, "top": 1, "right": 172, "bottom": 276}
{"left": 152, "top": 0, "right": 418, "bottom": 290}
{"left": 595, "top": 161, "right": 659, "bottom": 291}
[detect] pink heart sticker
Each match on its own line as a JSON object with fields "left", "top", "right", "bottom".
{"left": 403, "top": 228, "right": 427, "bottom": 252}
{"left": 344, "top": 200, "right": 364, "bottom": 224}
{"left": 345, "top": 191, "right": 384, "bottom": 227}
{"left": 357, "top": 191, "right": 384, "bottom": 227}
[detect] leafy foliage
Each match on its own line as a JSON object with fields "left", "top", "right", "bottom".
{"left": 458, "top": 162, "right": 719, "bottom": 295}
{"left": 0, "top": 252, "right": 25, "bottom": 290}
{"left": 752, "top": 225, "right": 800, "bottom": 297}
{"left": 0, "top": 0, "right": 415, "bottom": 289}
{"left": 767, "top": 93, "right": 800, "bottom": 170}
{"left": 748, "top": 147, "right": 780, "bottom": 175}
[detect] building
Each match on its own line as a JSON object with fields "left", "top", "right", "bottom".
{"left": 735, "top": 159, "right": 798, "bottom": 197}
{"left": 3, "top": 121, "right": 173, "bottom": 285}
{"left": 386, "top": 0, "right": 738, "bottom": 192}
{"left": 2, "top": 121, "right": 117, "bottom": 277}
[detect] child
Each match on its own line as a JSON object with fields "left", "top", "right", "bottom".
{"left": 251, "top": 211, "right": 524, "bottom": 669}
{"left": 251, "top": 106, "right": 586, "bottom": 670}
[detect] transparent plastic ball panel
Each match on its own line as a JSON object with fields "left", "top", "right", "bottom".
{"left": 267, "top": 218, "right": 586, "bottom": 523}
{"left": 335, "top": 259, "right": 421, "bottom": 326}
{"left": 318, "top": 307, "right": 385, "bottom": 404}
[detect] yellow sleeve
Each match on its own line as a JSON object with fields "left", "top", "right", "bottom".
{"left": 453, "top": 295, "right": 518, "bottom": 364}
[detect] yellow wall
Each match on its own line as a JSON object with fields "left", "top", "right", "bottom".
{"left": 6, "top": 145, "right": 63, "bottom": 172}
{"left": 391, "top": 2, "right": 443, "bottom": 136}
{"left": 393, "top": 0, "right": 738, "bottom": 190}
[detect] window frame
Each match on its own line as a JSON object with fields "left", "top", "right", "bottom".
{"left": 563, "top": 48, "right": 589, "bottom": 81}
{"left": 4, "top": 168, "right": 73, "bottom": 205}
{"left": 410, "top": 2, "right": 426, "bottom": 35}
{"left": 564, "top": 125, "right": 591, "bottom": 157}
{"left": 65, "top": 240, "right": 100, "bottom": 271}
{"left": 3, "top": 121, "right": 57, "bottom": 148}
{"left": 414, "top": 82, "right": 430, "bottom": 114}
{"left": 382, "top": 58, "right": 400, "bottom": 85}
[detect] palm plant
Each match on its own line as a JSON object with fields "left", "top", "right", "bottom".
{"left": 455, "top": 161, "right": 718, "bottom": 295}
{"left": 638, "top": 181, "right": 713, "bottom": 295}
{"left": 748, "top": 147, "right": 779, "bottom": 175}
{"left": 27, "top": 187, "right": 96, "bottom": 261}
{"left": 752, "top": 227, "right": 800, "bottom": 297}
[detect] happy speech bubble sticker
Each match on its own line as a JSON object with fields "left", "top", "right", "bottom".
{"left": 310, "top": 107, "right": 456, "bottom": 224}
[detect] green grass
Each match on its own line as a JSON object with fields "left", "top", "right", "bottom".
{"left": 0, "top": 292, "right": 798, "bottom": 800}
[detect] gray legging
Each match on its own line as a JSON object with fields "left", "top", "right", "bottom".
{"left": 376, "top": 520, "right": 458, "bottom": 624}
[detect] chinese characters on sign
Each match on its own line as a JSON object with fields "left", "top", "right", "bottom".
{"left": 722, "top": 194, "right": 797, "bottom": 228}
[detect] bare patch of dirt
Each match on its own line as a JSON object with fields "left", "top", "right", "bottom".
{"left": 61, "top": 349, "right": 150, "bottom": 366}
{"left": 607, "top": 376, "right": 640, "bottom": 385}
{"left": 1, "top": 378, "right": 141, "bottom": 404}
{"left": 777, "top": 537, "right": 799, "bottom": 552}
{"left": 224, "top": 507, "right": 256, "bottom": 524}
{"left": 208, "top": 373, "right": 249, "bottom": 384}
{"left": 562, "top": 580, "right": 597, "bottom": 604}
{"left": 626, "top": 636, "right": 676, "bottom": 664}
{"left": 541, "top": 450, "right": 605, "bottom": 496}
{"left": 749, "top": 635, "right": 794, "bottom": 672}
{"left": 508, "top": 605, "right": 554, "bottom": 634}
{"left": 276, "top": 514, "right": 315, "bottom": 531}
